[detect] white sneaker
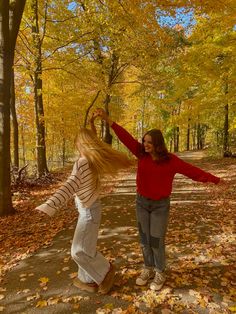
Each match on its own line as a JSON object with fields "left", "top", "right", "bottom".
{"left": 136, "top": 268, "right": 155, "bottom": 286}
{"left": 150, "top": 270, "right": 166, "bottom": 291}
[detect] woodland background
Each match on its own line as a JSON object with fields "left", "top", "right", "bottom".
{"left": 0, "top": 2, "right": 235, "bottom": 313}
{"left": 0, "top": 0, "right": 236, "bottom": 216}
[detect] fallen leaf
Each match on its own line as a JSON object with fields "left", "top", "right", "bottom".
{"left": 36, "top": 300, "right": 48, "bottom": 308}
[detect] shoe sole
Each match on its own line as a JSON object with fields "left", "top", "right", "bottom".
{"left": 73, "top": 278, "right": 98, "bottom": 293}
{"left": 136, "top": 275, "right": 155, "bottom": 286}
{"left": 98, "top": 263, "right": 116, "bottom": 294}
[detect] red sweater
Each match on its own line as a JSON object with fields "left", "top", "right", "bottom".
{"left": 111, "top": 122, "right": 220, "bottom": 200}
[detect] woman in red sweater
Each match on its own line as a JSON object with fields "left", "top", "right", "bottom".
{"left": 95, "top": 108, "right": 221, "bottom": 291}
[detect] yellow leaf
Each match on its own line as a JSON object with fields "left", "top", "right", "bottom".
{"left": 38, "top": 277, "right": 49, "bottom": 284}
{"left": 229, "top": 306, "right": 236, "bottom": 312}
{"left": 36, "top": 300, "right": 48, "bottom": 308}
{"left": 104, "top": 303, "right": 114, "bottom": 310}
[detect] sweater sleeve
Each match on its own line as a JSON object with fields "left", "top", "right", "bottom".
{"left": 35, "top": 161, "right": 82, "bottom": 217}
{"left": 111, "top": 122, "right": 142, "bottom": 158}
{"left": 173, "top": 155, "right": 220, "bottom": 184}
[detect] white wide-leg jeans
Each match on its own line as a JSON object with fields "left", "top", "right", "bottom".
{"left": 71, "top": 199, "right": 110, "bottom": 284}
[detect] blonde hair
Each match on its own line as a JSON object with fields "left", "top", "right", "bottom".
{"left": 75, "top": 128, "right": 133, "bottom": 178}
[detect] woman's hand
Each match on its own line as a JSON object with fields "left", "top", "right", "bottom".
{"left": 90, "top": 111, "right": 99, "bottom": 123}
{"left": 89, "top": 112, "right": 98, "bottom": 135}
{"left": 95, "top": 108, "right": 113, "bottom": 125}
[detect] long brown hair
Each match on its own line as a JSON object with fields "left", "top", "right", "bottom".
{"left": 142, "top": 129, "right": 170, "bottom": 162}
{"left": 75, "top": 128, "right": 133, "bottom": 178}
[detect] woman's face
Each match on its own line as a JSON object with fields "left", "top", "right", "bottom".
{"left": 143, "top": 134, "right": 154, "bottom": 154}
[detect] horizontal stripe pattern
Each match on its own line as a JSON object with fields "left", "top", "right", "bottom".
{"left": 44, "top": 157, "right": 100, "bottom": 211}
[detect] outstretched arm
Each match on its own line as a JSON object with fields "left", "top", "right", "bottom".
{"left": 35, "top": 161, "right": 82, "bottom": 217}
{"left": 173, "top": 154, "right": 220, "bottom": 184}
{"left": 89, "top": 112, "right": 99, "bottom": 135}
{"left": 95, "top": 108, "right": 142, "bottom": 157}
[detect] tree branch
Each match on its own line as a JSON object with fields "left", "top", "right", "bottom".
{"left": 83, "top": 90, "right": 101, "bottom": 127}
{"left": 40, "top": 0, "right": 48, "bottom": 44}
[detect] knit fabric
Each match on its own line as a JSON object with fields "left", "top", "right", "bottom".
{"left": 36, "top": 157, "right": 100, "bottom": 216}
{"left": 111, "top": 122, "right": 220, "bottom": 200}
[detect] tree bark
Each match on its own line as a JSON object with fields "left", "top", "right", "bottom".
{"left": 62, "top": 137, "right": 66, "bottom": 167}
{"left": 0, "top": 0, "right": 26, "bottom": 216}
{"left": 10, "top": 68, "right": 19, "bottom": 169}
{"left": 102, "top": 52, "right": 119, "bottom": 144}
{"left": 103, "top": 93, "right": 113, "bottom": 144}
{"left": 173, "top": 126, "right": 179, "bottom": 152}
{"left": 223, "top": 103, "right": 229, "bottom": 154}
{"left": 31, "top": 0, "right": 48, "bottom": 177}
{"left": 223, "top": 78, "right": 229, "bottom": 155}
{"left": 186, "top": 119, "right": 190, "bottom": 151}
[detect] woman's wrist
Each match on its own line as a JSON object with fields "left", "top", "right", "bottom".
{"left": 106, "top": 117, "right": 113, "bottom": 126}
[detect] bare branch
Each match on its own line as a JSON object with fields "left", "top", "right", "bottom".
{"left": 41, "top": 31, "right": 94, "bottom": 61}
{"left": 14, "top": 48, "right": 32, "bottom": 69}
{"left": 46, "top": 15, "right": 78, "bottom": 23}
{"left": 40, "top": 0, "right": 49, "bottom": 44}
{"left": 41, "top": 67, "right": 82, "bottom": 79}
{"left": 113, "top": 80, "right": 141, "bottom": 85}
{"left": 18, "top": 31, "right": 35, "bottom": 57}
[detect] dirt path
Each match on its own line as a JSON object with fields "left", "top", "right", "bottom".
{"left": 0, "top": 151, "right": 235, "bottom": 314}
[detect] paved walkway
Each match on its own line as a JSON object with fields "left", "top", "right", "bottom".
{"left": 0, "top": 151, "right": 235, "bottom": 314}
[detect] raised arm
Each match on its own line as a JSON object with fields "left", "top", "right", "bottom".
{"left": 95, "top": 108, "right": 142, "bottom": 157}
{"left": 89, "top": 112, "right": 99, "bottom": 135}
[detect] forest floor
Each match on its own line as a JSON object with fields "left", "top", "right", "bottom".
{"left": 0, "top": 150, "right": 235, "bottom": 314}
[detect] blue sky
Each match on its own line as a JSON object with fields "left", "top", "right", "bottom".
{"left": 157, "top": 8, "right": 196, "bottom": 30}
{"left": 68, "top": 2, "right": 196, "bottom": 32}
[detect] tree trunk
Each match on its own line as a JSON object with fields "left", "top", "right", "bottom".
{"left": 223, "top": 77, "right": 229, "bottom": 155}
{"left": 21, "top": 125, "right": 26, "bottom": 165}
{"left": 102, "top": 52, "right": 119, "bottom": 144}
{"left": 0, "top": 0, "right": 26, "bottom": 216}
{"left": 223, "top": 103, "right": 229, "bottom": 154}
{"left": 103, "top": 94, "right": 113, "bottom": 144}
{"left": 169, "top": 138, "right": 173, "bottom": 152}
{"left": 62, "top": 137, "right": 66, "bottom": 167}
{"left": 31, "top": 0, "right": 48, "bottom": 177}
{"left": 10, "top": 68, "right": 19, "bottom": 169}
{"left": 192, "top": 124, "right": 197, "bottom": 150}
{"left": 186, "top": 119, "right": 190, "bottom": 151}
{"left": 197, "top": 123, "right": 201, "bottom": 150}
{"left": 174, "top": 126, "right": 179, "bottom": 152}
{"left": 0, "top": 1, "right": 14, "bottom": 215}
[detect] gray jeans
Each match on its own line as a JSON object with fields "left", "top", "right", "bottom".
{"left": 136, "top": 194, "right": 170, "bottom": 272}
{"left": 71, "top": 199, "right": 110, "bottom": 284}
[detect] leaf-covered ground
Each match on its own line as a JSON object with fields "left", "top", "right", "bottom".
{"left": 0, "top": 151, "right": 235, "bottom": 313}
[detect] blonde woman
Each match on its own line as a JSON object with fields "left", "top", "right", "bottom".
{"left": 35, "top": 122, "right": 132, "bottom": 294}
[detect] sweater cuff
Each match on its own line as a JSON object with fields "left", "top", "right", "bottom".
{"left": 35, "top": 203, "right": 56, "bottom": 217}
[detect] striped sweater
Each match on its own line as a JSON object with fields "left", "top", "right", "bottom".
{"left": 36, "top": 157, "right": 100, "bottom": 217}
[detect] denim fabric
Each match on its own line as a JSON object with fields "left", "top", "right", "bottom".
{"left": 136, "top": 194, "right": 170, "bottom": 271}
{"left": 71, "top": 199, "right": 110, "bottom": 284}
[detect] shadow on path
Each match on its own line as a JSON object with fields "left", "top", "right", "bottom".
{"left": 0, "top": 151, "right": 235, "bottom": 314}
